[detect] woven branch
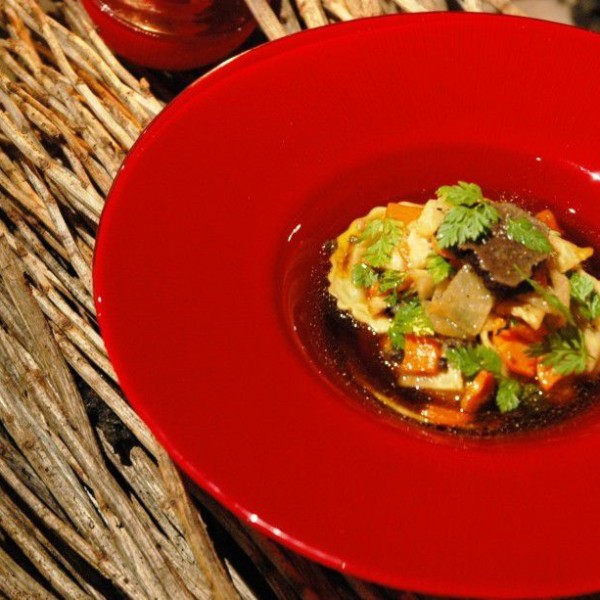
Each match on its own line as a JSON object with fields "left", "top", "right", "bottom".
{"left": 247, "top": 0, "right": 528, "bottom": 39}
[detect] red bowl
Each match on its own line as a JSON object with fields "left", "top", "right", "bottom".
{"left": 93, "top": 14, "right": 600, "bottom": 597}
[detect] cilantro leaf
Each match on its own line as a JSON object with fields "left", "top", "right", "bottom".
{"left": 531, "top": 325, "right": 588, "bottom": 376}
{"left": 570, "top": 271, "right": 600, "bottom": 321}
{"left": 352, "top": 263, "right": 378, "bottom": 288}
{"left": 446, "top": 344, "right": 503, "bottom": 379}
{"left": 360, "top": 218, "right": 402, "bottom": 267}
{"left": 379, "top": 270, "right": 404, "bottom": 293}
{"left": 506, "top": 217, "right": 552, "bottom": 254}
{"left": 388, "top": 296, "right": 434, "bottom": 350}
{"left": 496, "top": 378, "right": 521, "bottom": 413}
{"left": 426, "top": 254, "right": 454, "bottom": 284}
{"left": 436, "top": 181, "right": 483, "bottom": 207}
{"left": 436, "top": 202, "right": 499, "bottom": 248}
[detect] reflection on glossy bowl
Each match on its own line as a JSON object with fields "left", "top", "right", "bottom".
{"left": 94, "top": 14, "right": 600, "bottom": 597}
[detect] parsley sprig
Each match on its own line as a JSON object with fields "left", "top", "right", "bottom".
{"left": 359, "top": 218, "right": 402, "bottom": 268}
{"left": 524, "top": 274, "right": 574, "bottom": 325}
{"left": 426, "top": 254, "right": 454, "bottom": 284}
{"left": 506, "top": 217, "right": 552, "bottom": 254}
{"left": 435, "top": 182, "right": 499, "bottom": 248}
{"left": 388, "top": 296, "right": 434, "bottom": 350}
{"left": 570, "top": 271, "right": 600, "bottom": 321}
{"left": 530, "top": 325, "right": 588, "bottom": 376}
{"left": 496, "top": 378, "right": 522, "bottom": 413}
{"left": 446, "top": 344, "right": 502, "bottom": 379}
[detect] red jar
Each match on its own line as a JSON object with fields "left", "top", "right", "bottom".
{"left": 81, "top": 0, "right": 266, "bottom": 70}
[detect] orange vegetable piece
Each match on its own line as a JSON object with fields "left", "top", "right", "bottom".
{"left": 421, "top": 404, "right": 474, "bottom": 427}
{"left": 493, "top": 327, "right": 539, "bottom": 378}
{"left": 461, "top": 370, "right": 496, "bottom": 413}
{"left": 399, "top": 335, "right": 442, "bottom": 375}
{"left": 535, "top": 209, "right": 563, "bottom": 234}
{"left": 545, "top": 378, "right": 577, "bottom": 406}
{"left": 536, "top": 362, "right": 563, "bottom": 392}
{"left": 386, "top": 202, "right": 423, "bottom": 224}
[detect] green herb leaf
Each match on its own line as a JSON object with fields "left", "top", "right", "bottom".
{"left": 531, "top": 325, "right": 588, "bottom": 376}
{"left": 496, "top": 378, "right": 522, "bottom": 413}
{"left": 360, "top": 218, "right": 402, "bottom": 268}
{"left": 351, "top": 263, "right": 378, "bottom": 288}
{"left": 436, "top": 202, "right": 500, "bottom": 248}
{"left": 436, "top": 181, "right": 483, "bottom": 207}
{"left": 570, "top": 271, "right": 600, "bottom": 321}
{"left": 426, "top": 254, "right": 454, "bottom": 284}
{"left": 388, "top": 296, "right": 434, "bottom": 350}
{"left": 506, "top": 217, "right": 552, "bottom": 254}
{"left": 379, "top": 270, "right": 404, "bottom": 293}
{"left": 446, "top": 345, "right": 503, "bottom": 379}
{"left": 525, "top": 275, "right": 574, "bottom": 325}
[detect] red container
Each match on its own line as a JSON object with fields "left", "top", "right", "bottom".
{"left": 81, "top": 0, "right": 265, "bottom": 70}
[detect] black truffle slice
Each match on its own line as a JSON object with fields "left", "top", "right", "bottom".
{"left": 461, "top": 202, "right": 550, "bottom": 288}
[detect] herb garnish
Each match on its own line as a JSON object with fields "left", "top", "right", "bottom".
{"left": 388, "top": 296, "right": 434, "bottom": 350}
{"left": 436, "top": 181, "right": 483, "bottom": 207}
{"left": 435, "top": 182, "right": 499, "bottom": 248}
{"left": 359, "top": 218, "right": 402, "bottom": 267}
{"left": 524, "top": 275, "right": 574, "bottom": 325}
{"left": 496, "top": 378, "right": 522, "bottom": 413}
{"left": 570, "top": 271, "right": 600, "bottom": 321}
{"left": 351, "top": 263, "right": 378, "bottom": 288}
{"left": 506, "top": 217, "right": 552, "bottom": 254}
{"left": 426, "top": 254, "right": 454, "bottom": 284}
{"left": 531, "top": 325, "right": 588, "bottom": 376}
{"left": 446, "top": 344, "right": 503, "bottom": 379}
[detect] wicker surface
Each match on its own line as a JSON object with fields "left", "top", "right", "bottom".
{"left": 0, "top": 1, "right": 592, "bottom": 599}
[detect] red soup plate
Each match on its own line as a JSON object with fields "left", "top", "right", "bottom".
{"left": 94, "top": 14, "right": 600, "bottom": 598}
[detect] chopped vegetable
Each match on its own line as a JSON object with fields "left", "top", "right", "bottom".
{"left": 493, "top": 326, "right": 540, "bottom": 377}
{"left": 535, "top": 209, "right": 562, "bottom": 233}
{"left": 399, "top": 335, "right": 442, "bottom": 375}
{"left": 386, "top": 202, "right": 422, "bottom": 223}
{"left": 420, "top": 404, "right": 474, "bottom": 427}
{"left": 536, "top": 362, "right": 564, "bottom": 392}
{"left": 461, "top": 370, "right": 496, "bottom": 413}
{"left": 426, "top": 266, "right": 494, "bottom": 338}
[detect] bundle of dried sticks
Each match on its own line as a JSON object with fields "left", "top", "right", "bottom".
{"left": 246, "top": 0, "right": 528, "bottom": 40}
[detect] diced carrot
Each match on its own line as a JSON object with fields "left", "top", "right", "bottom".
{"left": 532, "top": 263, "right": 550, "bottom": 287}
{"left": 421, "top": 404, "right": 474, "bottom": 427}
{"left": 461, "top": 370, "right": 496, "bottom": 413}
{"left": 535, "top": 209, "right": 563, "bottom": 234}
{"left": 545, "top": 377, "right": 577, "bottom": 406}
{"left": 493, "top": 328, "right": 538, "bottom": 378}
{"left": 536, "top": 362, "right": 564, "bottom": 392}
{"left": 386, "top": 202, "right": 423, "bottom": 224}
{"left": 507, "top": 323, "right": 547, "bottom": 344}
{"left": 399, "top": 335, "right": 442, "bottom": 375}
